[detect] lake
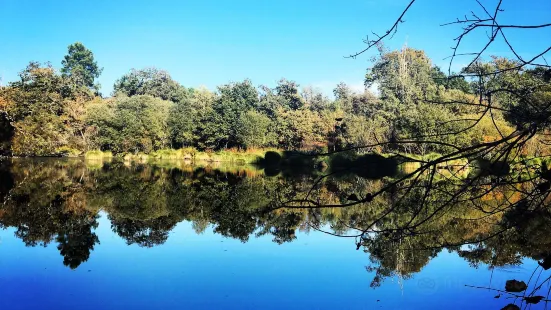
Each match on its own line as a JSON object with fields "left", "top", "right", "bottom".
{"left": 0, "top": 158, "right": 548, "bottom": 310}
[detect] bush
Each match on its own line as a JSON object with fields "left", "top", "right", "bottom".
{"left": 56, "top": 146, "right": 82, "bottom": 157}
{"left": 85, "top": 150, "right": 113, "bottom": 160}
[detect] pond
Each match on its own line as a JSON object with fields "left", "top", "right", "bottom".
{"left": 0, "top": 158, "right": 547, "bottom": 309}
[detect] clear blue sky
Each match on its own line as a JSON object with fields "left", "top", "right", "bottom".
{"left": 1, "top": 0, "right": 550, "bottom": 96}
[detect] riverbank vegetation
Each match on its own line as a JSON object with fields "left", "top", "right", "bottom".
{"left": 1, "top": 42, "right": 548, "bottom": 160}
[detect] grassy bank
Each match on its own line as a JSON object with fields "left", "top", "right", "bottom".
{"left": 85, "top": 148, "right": 282, "bottom": 165}
{"left": 84, "top": 148, "right": 551, "bottom": 181}
{"left": 84, "top": 150, "right": 114, "bottom": 160}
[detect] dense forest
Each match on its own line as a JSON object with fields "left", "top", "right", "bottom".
{"left": 1, "top": 42, "right": 548, "bottom": 158}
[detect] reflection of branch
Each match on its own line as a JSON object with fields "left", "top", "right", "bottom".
{"left": 294, "top": 125, "right": 541, "bottom": 249}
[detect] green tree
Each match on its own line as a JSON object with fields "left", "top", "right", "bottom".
{"left": 275, "top": 78, "right": 305, "bottom": 110}
{"left": 333, "top": 82, "right": 352, "bottom": 102}
{"left": 197, "top": 80, "right": 258, "bottom": 149}
{"left": 275, "top": 108, "right": 326, "bottom": 150}
{"left": 430, "top": 66, "right": 471, "bottom": 93}
{"left": 364, "top": 47, "right": 476, "bottom": 153}
{"left": 168, "top": 87, "right": 217, "bottom": 148}
{"left": 236, "top": 110, "right": 275, "bottom": 148}
{"left": 257, "top": 85, "right": 283, "bottom": 118}
{"left": 466, "top": 58, "right": 551, "bottom": 131}
{"left": 4, "top": 62, "right": 91, "bottom": 156}
{"left": 342, "top": 115, "right": 390, "bottom": 151}
{"left": 366, "top": 46, "right": 438, "bottom": 107}
{"left": 86, "top": 95, "right": 172, "bottom": 153}
{"left": 113, "top": 68, "right": 189, "bottom": 103}
{"left": 302, "top": 86, "right": 331, "bottom": 112}
{"left": 168, "top": 98, "right": 196, "bottom": 148}
{"left": 61, "top": 42, "right": 102, "bottom": 91}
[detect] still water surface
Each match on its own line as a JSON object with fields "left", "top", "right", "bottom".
{"left": 0, "top": 158, "right": 546, "bottom": 309}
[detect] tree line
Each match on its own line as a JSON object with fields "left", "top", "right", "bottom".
{"left": 0, "top": 42, "right": 549, "bottom": 157}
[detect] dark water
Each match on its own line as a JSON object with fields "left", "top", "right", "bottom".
{"left": 0, "top": 158, "right": 548, "bottom": 309}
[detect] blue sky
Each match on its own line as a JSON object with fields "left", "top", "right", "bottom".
{"left": 1, "top": 0, "right": 550, "bottom": 96}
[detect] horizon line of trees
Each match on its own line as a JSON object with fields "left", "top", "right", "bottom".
{"left": 0, "top": 42, "right": 548, "bottom": 157}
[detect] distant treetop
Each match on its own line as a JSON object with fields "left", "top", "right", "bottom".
{"left": 61, "top": 42, "right": 103, "bottom": 91}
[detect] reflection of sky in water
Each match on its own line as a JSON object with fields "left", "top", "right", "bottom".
{"left": 0, "top": 213, "right": 542, "bottom": 309}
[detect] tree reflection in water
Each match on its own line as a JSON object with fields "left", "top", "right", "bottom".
{"left": 0, "top": 156, "right": 550, "bottom": 308}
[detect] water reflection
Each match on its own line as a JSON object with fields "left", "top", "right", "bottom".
{"left": 0, "top": 158, "right": 550, "bottom": 308}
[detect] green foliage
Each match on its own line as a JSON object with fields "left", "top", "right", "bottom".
{"left": 61, "top": 42, "right": 102, "bottom": 91}
{"left": 360, "top": 47, "right": 519, "bottom": 154}
{"left": 85, "top": 150, "right": 113, "bottom": 160}
{"left": 2, "top": 43, "right": 549, "bottom": 158}
{"left": 4, "top": 62, "right": 95, "bottom": 156}
{"left": 342, "top": 115, "right": 389, "bottom": 151}
{"left": 86, "top": 95, "right": 172, "bottom": 153}
{"left": 168, "top": 97, "right": 195, "bottom": 147}
{"left": 366, "top": 47, "right": 437, "bottom": 107}
{"left": 164, "top": 86, "right": 217, "bottom": 149}
{"left": 196, "top": 80, "right": 259, "bottom": 149}
{"left": 275, "top": 108, "right": 316, "bottom": 149}
{"left": 7, "top": 62, "right": 66, "bottom": 121}
{"left": 301, "top": 86, "right": 331, "bottom": 112}
{"left": 335, "top": 87, "right": 379, "bottom": 117}
{"left": 275, "top": 78, "right": 305, "bottom": 110}
{"left": 431, "top": 66, "right": 471, "bottom": 93}
{"left": 236, "top": 110, "right": 275, "bottom": 148}
{"left": 476, "top": 59, "right": 551, "bottom": 130}
{"left": 12, "top": 113, "right": 68, "bottom": 156}
{"left": 113, "top": 68, "right": 190, "bottom": 103}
